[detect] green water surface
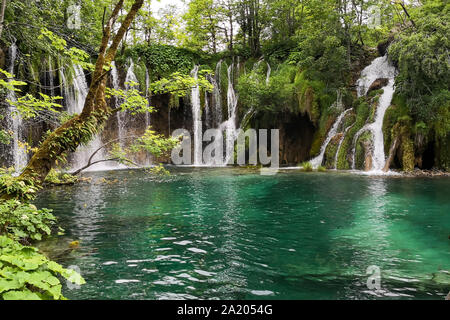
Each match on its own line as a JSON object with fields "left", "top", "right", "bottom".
{"left": 35, "top": 168, "right": 450, "bottom": 300}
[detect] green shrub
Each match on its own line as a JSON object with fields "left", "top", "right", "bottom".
{"left": 317, "top": 166, "right": 326, "bottom": 172}
{"left": 45, "top": 169, "right": 78, "bottom": 186}
{"left": 0, "top": 199, "right": 58, "bottom": 242}
{"left": 300, "top": 162, "right": 313, "bottom": 172}
{"left": 0, "top": 168, "right": 39, "bottom": 202}
{"left": 0, "top": 236, "right": 85, "bottom": 300}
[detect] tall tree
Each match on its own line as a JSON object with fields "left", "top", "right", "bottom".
{"left": 19, "top": 0, "right": 145, "bottom": 185}
{"left": 0, "top": 0, "right": 7, "bottom": 39}
{"left": 183, "top": 0, "right": 221, "bottom": 53}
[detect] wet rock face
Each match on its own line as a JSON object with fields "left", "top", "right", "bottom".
{"left": 377, "top": 40, "right": 389, "bottom": 57}
{"left": 252, "top": 111, "right": 315, "bottom": 166}
{"left": 362, "top": 139, "right": 374, "bottom": 171}
{"left": 367, "top": 78, "right": 389, "bottom": 95}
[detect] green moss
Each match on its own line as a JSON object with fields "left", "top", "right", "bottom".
{"left": 45, "top": 169, "right": 78, "bottom": 185}
{"left": 323, "top": 136, "right": 339, "bottom": 169}
{"left": 293, "top": 70, "right": 332, "bottom": 124}
{"left": 336, "top": 100, "right": 371, "bottom": 169}
{"left": 435, "top": 134, "right": 450, "bottom": 171}
{"left": 354, "top": 131, "right": 372, "bottom": 170}
{"left": 367, "top": 88, "right": 384, "bottom": 98}
{"left": 401, "top": 136, "right": 414, "bottom": 172}
{"left": 310, "top": 131, "right": 324, "bottom": 158}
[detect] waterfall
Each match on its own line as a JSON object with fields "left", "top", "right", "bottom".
{"left": 204, "top": 81, "right": 212, "bottom": 128}
{"left": 212, "top": 60, "right": 223, "bottom": 127}
{"left": 266, "top": 62, "right": 271, "bottom": 85}
{"left": 369, "top": 78, "right": 395, "bottom": 171}
{"left": 221, "top": 64, "right": 239, "bottom": 165}
{"left": 47, "top": 56, "right": 55, "bottom": 97}
{"left": 190, "top": 65, "right": 203, "bottom": 165}
{"left": 66, "top": 64, "right": 89, "bottom": 114}
{"left": 5, "top": 43, "right": 28, "bottom": 172}
{"left": 111, "top": 61, "right": 124, "bottom": 147}
{"left": 111, "top": 62, "right": 121, "bottom": 101}
{"left": 351, "top": 55, "right": 396, "bottom": 172}
{"left": 356, "top": 56, "right": 395, "bottom": 97}
{"left": 125, "top": 59, "right": 138, "bottom": 86}
{"left": 62, "top": 63, "right": 107, "bottom": 172}
{"left": 120, "top": 59, "right": 139, "bottom": 142}
{"left": 144, "top": 66, "right": 151, "bottom": 129}
{"left": 310, "top": 108, "right": 353, "bottom": 169}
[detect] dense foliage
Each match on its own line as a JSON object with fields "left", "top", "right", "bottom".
{"left": 388, "top": 1, "right": 450, "bottom": 169}
{"left": 0, "top": 235, "right": 85, "bottom": 300}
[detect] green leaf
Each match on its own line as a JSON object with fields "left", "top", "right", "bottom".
{"left": 3, "top": 289, "right": 42, "bottom": 300}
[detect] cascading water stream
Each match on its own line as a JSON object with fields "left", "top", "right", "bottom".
{"left": 47, "top": 56, "right": 55, "bottom": 97}
{"left": 266, "top": 62, "right": 271, "bottom": 85}
{"left": 62, "top": 63, "right": 107, "bottom": 172}
{"left": 190, "top": 65, "right": 203, "bottom": 165}
{"left": 118, "top": 59, "right": 139, "bottom": 148}
{"left": 212, "top": 60, "right": 223, "bottom": 128}
{"left": 221, "top": 64, "right": 239, "bottom": 165}
{"left": 6, "top": 43, "right": 28, "bottom": 172}
{"left": 351, "top": 55, "right": 396, "bottom": 172}
{"left": 310, "top": 108, "right": 353, "bottom": 169}
{"left": 144, "top": 66, "right": 151, "bottom": 129}
{"left": 111, "top": 61, "right": 124, "bottom": 146}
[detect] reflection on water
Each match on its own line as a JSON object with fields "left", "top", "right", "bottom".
{"left": 35, "top": 169, "right": 450, "bottom": 300}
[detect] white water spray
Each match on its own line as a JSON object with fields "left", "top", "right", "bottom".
{"left": 6, "top": 43, "right": 28, "bottom": 172}
{"left": 190, "top": 65, "right": 203, "bottom": 165}
{"left": 221, "top": 64, "right": 239, "bottom": 165}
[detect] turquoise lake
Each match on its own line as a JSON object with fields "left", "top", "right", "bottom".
{"left": 35, "top": 168, "right": 450, "bottom": 300}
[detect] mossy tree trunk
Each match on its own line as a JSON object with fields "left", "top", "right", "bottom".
{"left": 18, "top": 0, "right": 145, "bottom": 186}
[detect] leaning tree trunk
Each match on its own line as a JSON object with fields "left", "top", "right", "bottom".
{"left": 0, "top": 0, "right": 7, "bottom": 39}
{"left": 18, "top": 0, "right": 145, "bottom": 186}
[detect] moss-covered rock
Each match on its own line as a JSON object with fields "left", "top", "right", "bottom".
{"left": 354, "top": 131, "right": 373, "bottom": 170}
{"left": 401, "top": 136, "right": 415, "bottom": 172}
{"left": 323, "top": 133, "right": 342, "bottom": 169}
{"left": 435, "top": 134, "right": 450, "bottom": 171}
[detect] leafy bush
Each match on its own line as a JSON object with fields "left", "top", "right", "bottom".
{"left": 0, "top": 168, "right": 40, "bottom": 201}
{"left": 129, "top": 44, "right": 202, "bottom": 79}
{"left": 389, "top": 2, "right": 450, "bottom": 137}
{"left": 0, "top": 236, "right": 85, "bottom": 300}
{"left": 45, "top": 170, "right": 78, "bottom": 186}
{"left": 0, "top": 199, "right": 58, "bottom": 242}
{"left": 317, "top": 166, "right": 326, "bottom": 172}
{"left": 300, "top": 162, "right": 313, "bottom": 172}
{"left": 237, "top": 63, "right": 296, "bottom": 113}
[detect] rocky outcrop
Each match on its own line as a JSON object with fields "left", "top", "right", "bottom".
{"left": 362, "top": 139, "right": 373, "bottom": 171}
{"left": 377, "top": 36, "right": 394, "bottom": 56}
{"left": 367, "top": 78, "right": 389, "bottom": 95}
